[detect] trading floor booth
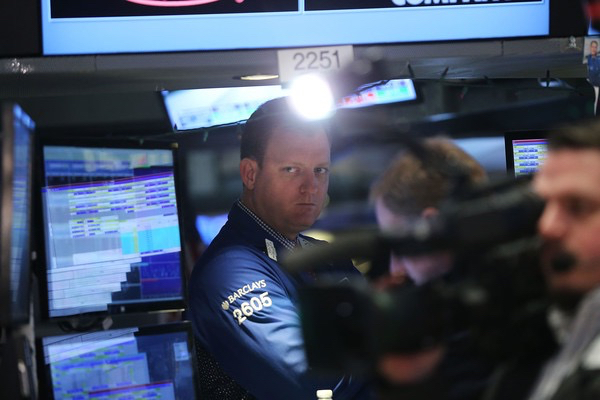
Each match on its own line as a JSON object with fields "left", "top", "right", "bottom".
{"left": 0, "top": 0, "right": 597, "bottom": 398}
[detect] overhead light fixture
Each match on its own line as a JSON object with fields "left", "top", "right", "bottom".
{"left": 287, "top": 51, "right": 389, "bottom": 120}
{"left": 288, "top": 73, "right": 335, "bottom": 121}
{"left": 235, "top": 74, "right": 279, "bottom": 81}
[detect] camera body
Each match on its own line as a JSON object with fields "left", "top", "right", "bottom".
{"left": 298, "top": 237, "right": 552, "bottom": 377}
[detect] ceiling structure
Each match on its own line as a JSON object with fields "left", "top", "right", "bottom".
{"left": 0, "top": 36, "right": 591, "bottom": 134}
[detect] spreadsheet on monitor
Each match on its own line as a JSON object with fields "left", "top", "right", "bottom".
{"left": 40, "top": 144, "right": 184, "bottom": 318}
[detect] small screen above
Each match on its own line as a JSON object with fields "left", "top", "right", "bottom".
{"left": 161, "top": 85, "right": 288, "bottom": 131}
{"left": 39, "top": 142, "right": 185, "bottom": 318}
{"left": 338, "top": 79, "right": 418, "bottom": 109}
{"left": 162, "top": 80, "right": 418, "bottom": 131}
{"left": 504, "top": 132, "right": 548, "bottom": 177}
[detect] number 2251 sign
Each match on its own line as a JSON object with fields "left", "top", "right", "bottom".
{"left": 277, "top": 45, "right": 354, "bottom": 84}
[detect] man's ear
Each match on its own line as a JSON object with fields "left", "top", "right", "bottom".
{"left": 240, "top": 158, "right": 258, "bottom": 190}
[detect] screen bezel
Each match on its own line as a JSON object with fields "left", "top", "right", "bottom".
{"left": 0, "top": 103, "right": 34, "bottom": 327}
{"left": 33, "top": 136, "right": 188, "bottom": 321}
{"left": 35, "top": 321, "right": 200, "bottom": 400}
{"left": 504, "top": 130, "right": 548, "bottom": 177}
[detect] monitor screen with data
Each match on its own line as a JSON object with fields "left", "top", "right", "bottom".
{"left": 161, "top": 85, "right": 288, "bottom": 131}
{"left": 38, "top": 139, "right": 186, "bottom": 318}
{"left": 504, "top": 131, "right": 548, "bottom": 177}
{"left": 39, "top": 323, "right": 198, "bottom": 400}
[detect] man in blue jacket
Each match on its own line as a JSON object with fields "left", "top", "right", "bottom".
{"left": 189, "top": 97, "right": 370, "bottom": 399}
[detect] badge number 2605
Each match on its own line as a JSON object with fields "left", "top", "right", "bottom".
{"left": 232, "top": 292, "right": 273, "bottom": 325}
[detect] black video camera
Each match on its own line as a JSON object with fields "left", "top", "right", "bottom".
{"left": 286, "top": 179, "right": 554, "bottom": 376}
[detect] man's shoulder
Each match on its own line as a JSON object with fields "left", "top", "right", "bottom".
{"left": 189, "top": 240, "right": 276, "bottom": 303}
{"left": 191, "top": 227, "right": 286, "bottom": 284}
{"left": 196, "top": 236, "right": 265, "bottom": 272}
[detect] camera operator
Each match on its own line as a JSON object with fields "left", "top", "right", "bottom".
{"left": 526, "top": 118, "right": 600, "bottom": 400}
{"left": 369, "top": 137, "right": 494, "bottom": 400}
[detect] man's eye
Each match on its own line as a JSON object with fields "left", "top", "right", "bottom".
{"left": 315, "top": 167, "right": 329, "bottom": 174}
{"left": 283, "top": 167, "right": 299, "bottom": 173}
{"left": 566, "top": 199, "right": 596, "bottom": 217}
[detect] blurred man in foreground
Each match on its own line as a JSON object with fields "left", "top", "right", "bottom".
{"left": 527, "top": 118, "right": 600, "bottom": 400}
{"left": 379, "top": 121, "right": 600, "bottom": 400}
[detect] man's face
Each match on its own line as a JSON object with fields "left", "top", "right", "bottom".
{"left": 592, "top": 42, "right": 598, "bottom": 57}
{"left": 533, "top": 148, "right": 600, "bottom": 295}
{"left": 375, "top": 199, "right": 409, "bottom": 283}
{"left": 248, "top": 127, "right": 330, "bottom": 239}
{"left": 375, "top": 199, "right": 451, "bottom": 286}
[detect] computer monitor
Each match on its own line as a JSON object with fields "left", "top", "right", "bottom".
{"left": 0, "top": 103, "right": 35, "bottom": 326}
{"left": 161, "top": 85, "right": 288, "bottom": 131}
{"left": 36, "top": 138, "right": 186, "bottom": 319}
{"left": 504, "top": 131, "right": 548, "bottom": 178}
{"left": 38, "top": 322, "right": 198, "bottom": 400}
{"left": 162, "top": 80, "right": 418, "bottom": 132}
{"left": 338, "top": 79, "right": 418, "bottom": 109}
{"left": 41, "top": 0, "right": 550, "bottom": 55}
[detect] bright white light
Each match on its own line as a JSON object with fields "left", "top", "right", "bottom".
{"left": 288, "top": 74, "right": 335, "bottom": 121}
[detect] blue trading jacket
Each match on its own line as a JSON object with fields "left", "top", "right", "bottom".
{"left": 189, "top": 202, "right": 370, "bottom": 400}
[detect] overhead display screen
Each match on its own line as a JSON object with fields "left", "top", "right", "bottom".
{"left": 41, "top": 0, "right": 549, "bottom": 55}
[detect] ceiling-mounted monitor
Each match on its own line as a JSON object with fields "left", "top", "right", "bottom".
{"left": 161, "top": 85, "right": 288, "bottom": 131}
{"left": 339, "top": 79, "right": 418, "bottom": 109}
{"left": 161, "top": 80, "right": 418, "bottom": 131}
{"left": 41, "top": 0, "right": 549, "bottom": 55}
